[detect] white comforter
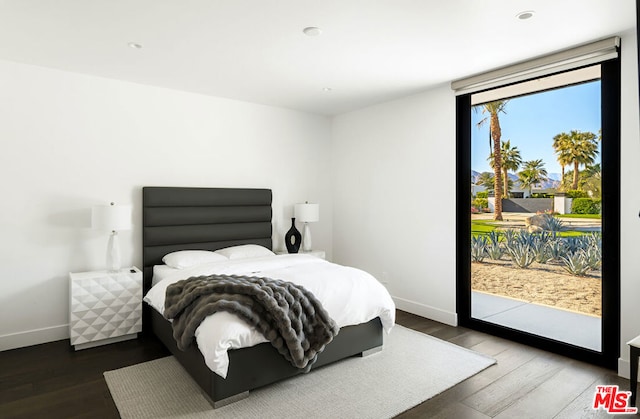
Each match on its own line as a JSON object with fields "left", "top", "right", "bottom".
{"left": 144, "top": 254, "right": 396, "bottom": 378}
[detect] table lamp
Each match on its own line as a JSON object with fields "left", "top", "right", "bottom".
{"left": 294, "top": 202, "right": 319, "bottom": 252}
{"left": 92, "top": 202, "right": 132, "bottom": 271}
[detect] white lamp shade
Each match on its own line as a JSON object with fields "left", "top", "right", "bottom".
{"left": 295, "top": 203, "right": 319, "bottom": 223}
{"left": 92, "top": 204, "right": 132, "bottom": 231}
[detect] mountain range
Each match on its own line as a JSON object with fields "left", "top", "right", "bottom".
{"left": 472, "top": 170, "right": 561, "bottom": 190}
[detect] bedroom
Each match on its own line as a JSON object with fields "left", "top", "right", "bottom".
{"left": 1, "top": 1, "right": 639, "bottom": 417}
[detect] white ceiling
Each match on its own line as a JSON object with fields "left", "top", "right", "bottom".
{"left": 0, "top": 1, "right": 635, "bottom": 115}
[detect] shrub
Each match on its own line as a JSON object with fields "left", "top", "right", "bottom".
{"left": 572, "top": 198, "right": 601, "bottom": 214}
{"left": 472, "top": 197, "right": 488, "bottom": 210}
{"left": 476, "top": 191, "right": 489, "bottom": 199}
{"left": 565, "top": 190, "right": 589, "bottom": 198}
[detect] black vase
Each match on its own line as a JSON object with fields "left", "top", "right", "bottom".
{"left": 285, "top": 217, "right": 302, "bottom": 253}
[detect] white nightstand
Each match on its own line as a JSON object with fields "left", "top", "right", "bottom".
{"left": 302, "top": 250, "right": 326, "bottom": 259}
{"left": 69, "top": 267, "right": 142, "bottom": 350}
{"left": 277, "top": 250, "right": 326, "bottom": 260}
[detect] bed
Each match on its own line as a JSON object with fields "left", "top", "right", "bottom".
{"left": 142, "top": 186, "right": 394, "bottom": 407}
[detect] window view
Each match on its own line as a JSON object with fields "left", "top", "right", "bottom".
{"left": 470, "top": 67, "right": 602, "bottom": 351}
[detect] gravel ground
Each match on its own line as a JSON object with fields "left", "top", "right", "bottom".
{"left": 471, "top": 258, "right": 601, "bottom": 317}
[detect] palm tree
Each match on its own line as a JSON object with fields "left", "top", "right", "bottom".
{"left": 518, "top": 159, "right": 548, "bottom": 196}
{"left": 475, "top": 172, "right": 495, "bottom": 193}
{"left": 571, "top": 131, "right": 598, "bottom": 189}
{"left": 552, "top": 132, "right": 572, "bottom": 191}
{"left": 476, "top": 100, "right": 508, "bottom": 221}
{"left": 489, "top": 140, "right": 522, "bottom": 198}
{"left": 553, "top": 130, "right": 598, "bottom": 190}
{"left": 580, "top": 163, "right": 602, "bottom": 198}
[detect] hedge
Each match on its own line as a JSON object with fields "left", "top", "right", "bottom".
{"left": 572, "top": 198, "right": 601, "bottom": 214}
{"left": 565, "top": 190, "right": 589, "bottom": 198}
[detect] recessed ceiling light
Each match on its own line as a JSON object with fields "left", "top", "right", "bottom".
{"left": 303, "top": 27, "right": 322, "bottom": 37}
{"left": 322, "top": 87, "right": 332, "bottom": 92}
{"left": 128, "top": 42, "right": 143, "bottom": 49}
{"left": 516, "top": 10, "right": 535, "bottom": 20}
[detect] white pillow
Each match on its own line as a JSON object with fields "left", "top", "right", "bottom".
{"left": 214, "top": 244, "right": 275, "bottom": 260}
{"left": 162, "top": 250, "right": 229, "bottom": 269}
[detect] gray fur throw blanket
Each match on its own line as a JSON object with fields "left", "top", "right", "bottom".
{"left": 164, "top": 274, "right": 339, "bottom": 371}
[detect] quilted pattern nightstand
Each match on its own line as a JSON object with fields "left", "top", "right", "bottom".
{"left": 69, "top": 267, "right": 142, "bottom": 350}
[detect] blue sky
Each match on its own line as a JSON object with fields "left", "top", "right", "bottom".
{"left": 471, "top": 80, "right": 601, "bottom": 178}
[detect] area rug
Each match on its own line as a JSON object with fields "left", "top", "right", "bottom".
{"left": 104, "top": 325, "right": 495, "bottom": 419}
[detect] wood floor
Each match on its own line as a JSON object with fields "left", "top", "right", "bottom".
{"left": 0, "top": 311, "right": 635, "bottom": 418}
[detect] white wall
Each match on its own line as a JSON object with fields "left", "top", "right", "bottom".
{"left": 331, "top": 30, "right": 640, "bottom": 377}
{"left": 331, "top": 83, "right": 457, "bottom": 325}
{"left": 0, "top": 60, "right": 333, "bottom": 350}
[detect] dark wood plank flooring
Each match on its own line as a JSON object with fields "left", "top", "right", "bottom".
{"left": 0, "top": 311, "right": 635, "bottom": 418}
{"left": 0, "top": 334, "right": 170, "bottom": 419}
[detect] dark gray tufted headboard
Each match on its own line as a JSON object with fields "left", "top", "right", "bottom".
{"left": 142, "top": 187, "right": 272, "bottom": 294}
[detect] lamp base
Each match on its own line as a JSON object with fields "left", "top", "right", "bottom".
{"left": 107, "top": 231, "right": 122, "bottom": 272}
{"left": 302, "top": 223, "right": 312, "bottom": 252}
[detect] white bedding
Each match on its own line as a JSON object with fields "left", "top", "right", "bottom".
{"left": 144, "top": 254, "right": 396, "bottom": 378}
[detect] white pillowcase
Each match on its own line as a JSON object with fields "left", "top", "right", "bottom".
{"left": 214, "top": 244, "right": 275, "bottom": 260}
{"left": 162, "top": 250, "right": 229, "bottom": 269}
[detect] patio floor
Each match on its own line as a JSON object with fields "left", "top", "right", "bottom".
{"left": 472, "top": 291, "right": 601, "bottom": 351}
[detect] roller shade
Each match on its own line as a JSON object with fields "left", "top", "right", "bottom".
{"left": 451, "top": 37, "right": 620, "bottom": 96}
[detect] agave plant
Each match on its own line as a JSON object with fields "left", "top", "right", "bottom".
{"left": 589, "top": 231, "right": 602, "bottom": 245}
{"left": 516, "top": 230, "right": 537, "bottom": 247}
{"left": 583, "top": 234, "right": 596, "bottom": 248}
{"left": 471, "top": 236, "right": 488, "bottom": 262}
{"left": 563, "top": 237, "right": 584, "bottom": 255}
{"left": 561, "top": 250, "right": 591, "bottom": 276}
{"left": 543, "top": 216, "right": 564, "bottom": 233}
{"left": 536, "top": 230, "right": 553, "bottom": 245}
{"left": 506, "top": 242, "right": 536, "bottom": 268}
{"left": 546, "top": 239, "right": 566, "bottom": 260}
{"left": 487, "top": 231, "right": 502, "bottom": 246}
{"left": 583, "top": 246, "right": 602, "bottom": 270}
{"left": 486, "top": 242, "right": 505, "bottom": 260}
{"left": 532, "top": 241, "right": 553, "bottom": 264}
{"left": 586, "top": 232, "right": 602, "bottom": 253}
{"left": 502, "top": 229, "right": 518, "bottom": 246}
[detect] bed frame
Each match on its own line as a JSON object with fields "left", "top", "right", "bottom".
{"left": 142, "top": 186, "right": 383, "bottom": 407}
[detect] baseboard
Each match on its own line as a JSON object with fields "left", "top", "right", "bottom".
{"left": 393, "top": 296, "right": 458, "bottom": 326}
{"left": 618, "top": 357, "right": 630, "bottom": 379}
{"left": 0, "top": 324, "right": 69, "bottom": 351}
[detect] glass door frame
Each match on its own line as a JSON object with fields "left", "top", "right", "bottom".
{"left": 455, "top": 58, "right": 621, "bottom": 369}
